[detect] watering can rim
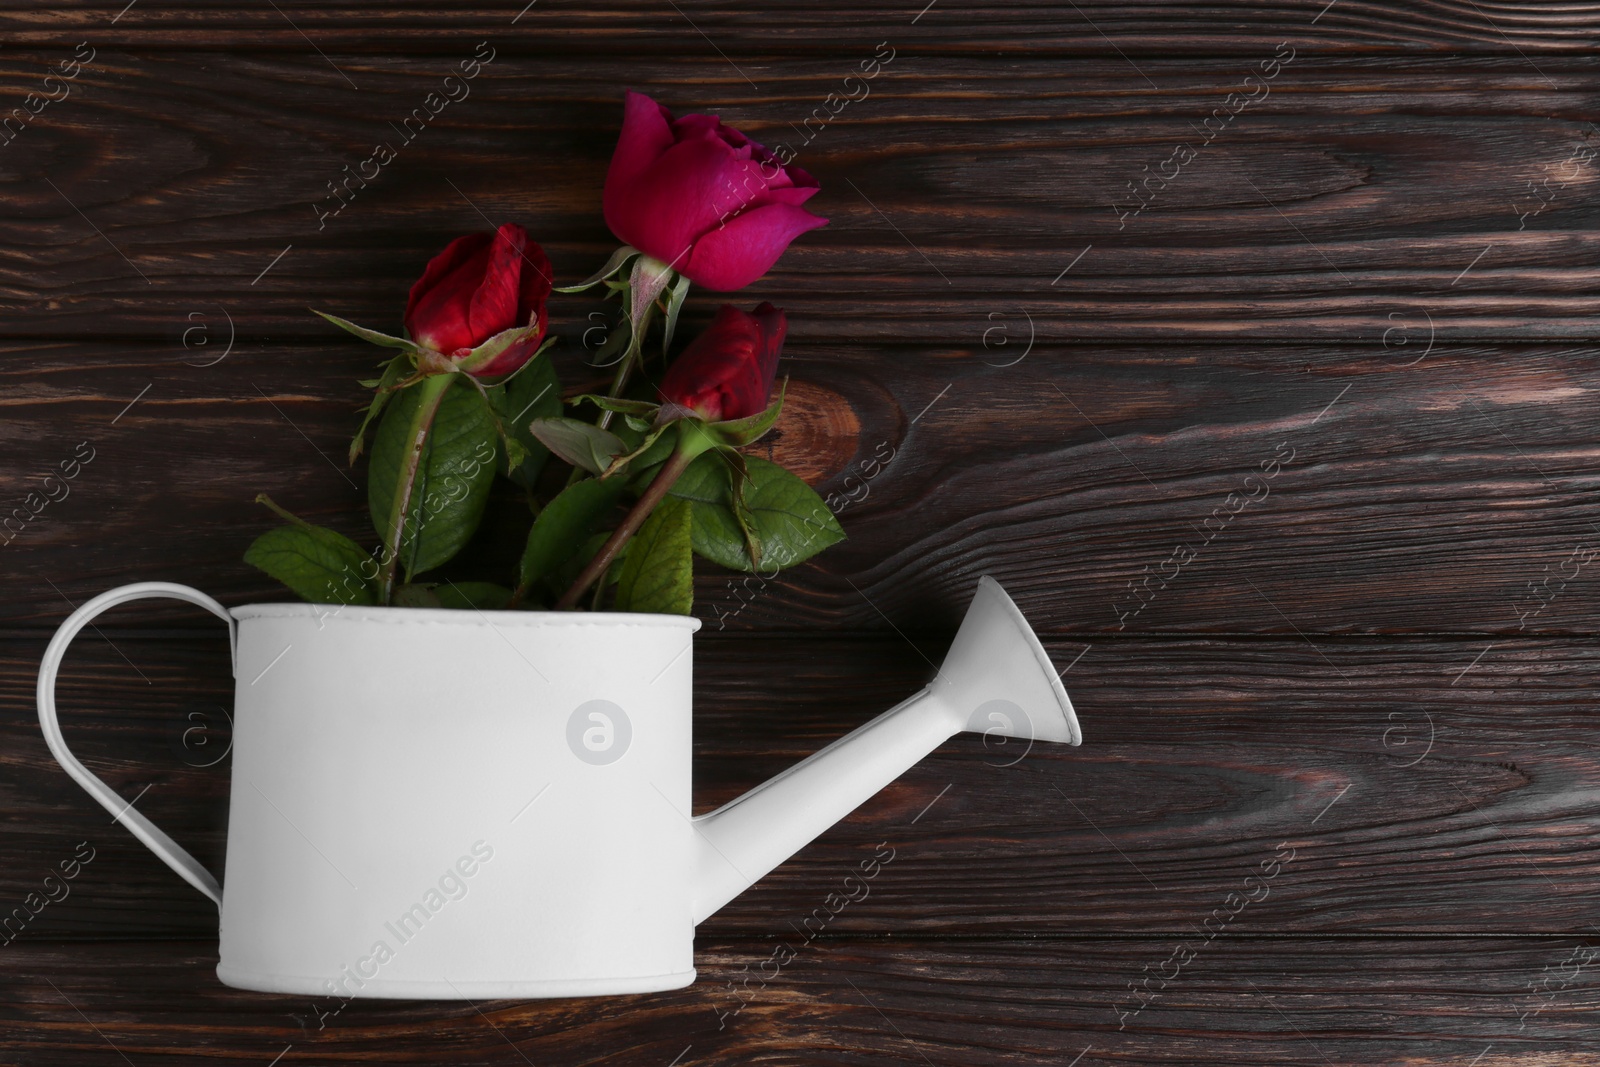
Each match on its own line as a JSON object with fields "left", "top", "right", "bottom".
{"left": 971, "top": 573, "right": 1076, "bottom": 738}
{"left": 230, "top": 601, "right": 702, "bottom": 629}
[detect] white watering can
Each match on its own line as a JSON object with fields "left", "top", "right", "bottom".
{"left": 37, "top": 575, "right": 1079, "bottom": 999}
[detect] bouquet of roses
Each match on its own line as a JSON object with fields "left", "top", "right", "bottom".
{"left": 246, "top": 91, "right": 840, "bottom": 615}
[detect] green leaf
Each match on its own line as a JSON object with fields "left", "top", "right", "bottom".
{"left": 613, "top": 497, "right": 693, "bottom": 615}
{"left": 518, "top": 477, "right": 627, "bottom": 590}
{"left": 244, "top": 524, "right": 377, "bottom": 605}
{"left": 368, "top": 376, "right": 499, "bottom": 579}
{"left": 669, "top": 454, "right": 845, "bottom": 572}
{"left": 349, "top": 352, "right": 415, "bottom": 464}
{"left": 393, "top": 583, "right": 443, "bottom": 608}
{"left": 721, "top": 450, "right": 764, "bottom": 569}
{"left": 391, "top": 581, "right": 512, "bottom": 610}
{"left": 486, "top": 355, "right": 561, "bottom": 487}
{"left": 504, "top": 436, "right": 530, "bottom": 470}
{"left": 529, "top": 417, "right": 626, "bottom": 476}
{"left": 435, "top": 581, "right": 513, "bottom": 611}
{"left": 313, "top": 309, "right": 419, "bottom": 354}
{"left": 546, "top": 531, "right": 629, "bottom": 597}
{"left": 572, "top": 393, "right": 661, "bottom": 418}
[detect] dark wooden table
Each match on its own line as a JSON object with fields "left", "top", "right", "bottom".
{"left": 5, "top": 2, "right": 1600, "bottom": 1063}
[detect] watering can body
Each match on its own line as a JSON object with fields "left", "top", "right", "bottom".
{"left": 37, "top": 576, "right": 1079, "bottom": 999}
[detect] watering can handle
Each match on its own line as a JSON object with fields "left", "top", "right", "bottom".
{"left": 36, "top": 582, "right": 237, "bottom": 910}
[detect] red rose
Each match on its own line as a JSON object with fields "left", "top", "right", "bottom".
{"left": 603, "top": 91, "right": 827, "bottom": 292}
{"left": 659, "top": 303, "right": 786, "bottom": 422}
{"left": 404, "top": 223, "right": 552, "bottom": 376}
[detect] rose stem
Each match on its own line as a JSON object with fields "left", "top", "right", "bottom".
{"left": 378, "top": 372, "right": 454, "bottom": 605}
{"left": 553, "top": 444, "right": 696, "bottom": 611}
{"left": 562, "top": 314, "right": 642, "bottom": 492}
{"left": 594, "top": 327, "right": 637, "bottom": 433}
{"left": 595, "top": 261, "right": 668, "bottom": 430}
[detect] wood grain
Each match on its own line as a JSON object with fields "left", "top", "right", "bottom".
{"left": 5, "top": 633, "right": 1597, "bottom": 941}
{"left": 3, "top": 1, "right": 1599, "bottom": 54}
{"left": 3, "top": 339, "right": 1598, "bottom": 634}
{"left": 0, "top": 55, "right": 1596, "bottom": 340}
{"left": 4, "top": 8, "right": 1598, "bottom": 1063}
{"left": 1, "top": 936, "right": 1596, "bottom": 1066}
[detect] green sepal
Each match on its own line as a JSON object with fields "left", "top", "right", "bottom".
{"left": 313, "top": 309, "right": 420, "bottom": 354}
{"left": 650, "top": 384, "right": 785, "bottom": 449}
{"left": 707, "top": 383, "right": 786, "bottom": 447}
{"left": 661, "top": 272, "right": 692, "bottom": 356}
{"left": 555, "top": 245, "right": 639, "bottom": 294}
{"left": 600, "top": 423, "right": 672, "bottom": 480}
{"left": 451, "top": 322, "right": 546, "bottom": 376}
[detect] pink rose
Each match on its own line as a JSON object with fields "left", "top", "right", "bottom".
{"left": 603, "top": 91, "right": 827, "bottom": 292}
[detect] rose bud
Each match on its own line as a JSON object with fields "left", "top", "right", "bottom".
{"left": 403, "top": 223, "right": 553, "bottom": 376}
{"left": 659, "top": 302, "right": 786, "bottom": 422}
{"left": 603, "top": 91, "right": 827, "bottom": 292}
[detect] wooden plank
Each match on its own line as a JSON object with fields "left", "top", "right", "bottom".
{"left": 3, "top": 339, "right": 1598, "bottom": 634}
{"left": 5, "top": 634, "right": 1599, "bottom": 940}
{"left": 0, "top": 936, "right": 1595, "bottom": 1064}
{"left": 3, "top": 1, "right": 1599, "bottom": 54}
{"left": 0, "top": 55, "right": 1596, "bottom": 340}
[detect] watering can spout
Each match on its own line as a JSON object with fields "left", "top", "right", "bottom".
{"left": 690, "top": 575, "right": 1080, "bottom": 924}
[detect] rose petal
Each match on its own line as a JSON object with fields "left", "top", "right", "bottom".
{"left": 784, "top": 162, "right": 820, "bottom": 189}
{"left": 658, "top": 303, "right": 786, "bottom": 421}
{"left": 468, "top": 235, "right": 554, "bottom": 377}
{"left": 748, "top": 300, "right": 787, "bottom": 399}
{"left": 670, "top": 113, "right": 724, "bottom": 141}
{"left": 404, "top": 230, "right": 494, "bottom": 352}
{"left": 516, "top": 238, "right": 553, "bottom": 327}
{"left": 603, "top": 91, "right": 678, "bottom": 216}
{"left": 605, "top": 134, "right": 767, "bottom": 266}
{"left": 466, "top": 224, "right": 526, "bottom": 345}
{"left": 678, "top": 202, "right": 829, "bottom": 291}
{"left": 751, "top": 185, "right": 820, "bottom": 208}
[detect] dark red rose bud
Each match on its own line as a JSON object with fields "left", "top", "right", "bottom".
{"left": 403, "top": 223, "right": 553, "bottom": 376}
{"left": 659, "top": 302, "right": 786, "bottom": 422}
